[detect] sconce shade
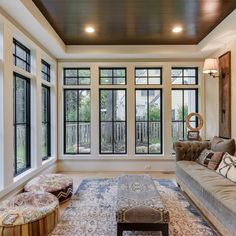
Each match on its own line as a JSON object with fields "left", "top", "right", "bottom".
{"left": 203, "top": 58, "right": 218, "bottom": 74}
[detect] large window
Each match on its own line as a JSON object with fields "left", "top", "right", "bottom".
{"left": 99, "top": 89, "right": 127, "bottom": 154}
{"left": 64, "top": 89, "right": 91, "bottom": 154}
{"left": 135, "top": 89, "right": 162, "bottom": 154}
{"left": 13, "top": 73, "right": 31, "bottom": 176}
{"left": 41, "top": 60, "right": 51, "bottom": 82}
{"left": 172, "top": 89, "right": 198, "bottom": 144}
{"left": 135, "top": 68, "right": 162, "bottom": 84}
{"left": 42, "top": 85, "right": 51, "bottom": 160}
{"left": 13, "top": 38, "right": 31, "bottom": 72}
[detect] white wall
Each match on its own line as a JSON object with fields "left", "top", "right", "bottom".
{"left": 205, "top": 39, "right": 236, "bottom": 140}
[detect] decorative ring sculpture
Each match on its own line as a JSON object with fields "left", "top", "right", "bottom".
{"left": 186, "top": 112, "right": 203, "bottom": 131}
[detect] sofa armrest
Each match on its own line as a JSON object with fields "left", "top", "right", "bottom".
{"left": 175, "top": 141, "right": 210, "bottom": 162}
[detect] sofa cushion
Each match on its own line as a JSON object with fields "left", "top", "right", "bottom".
{"left": 207, "top": 152, "right": 224, "bottom": 170}
{"left": 196, "top": 148, "right": 214, "bottom": 167}
{"left": 176, "top": 161, "right": 236, "bottom": 235}
{"left": 216, "top": 153, "right": 236, "bottom": 182}
{"left": 211, "top": 136, "right": 235, "bottom": 155}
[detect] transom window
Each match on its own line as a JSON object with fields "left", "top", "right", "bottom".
{"left": 64, "top": 68, "right": 90, "bottom": 85}
{"left": 42, "top": 85, "right": 51, "bottom": 160}
{"left": 99, "top": 89, "right": 127, "bottom": 154}
{"left": 13, "top": 38, "right": 31, "bottom": 72}
{"left": 172, "top": 67, "right": 198, "bottom": 85}
{"left": 64, "top": 89, "right": 91, "bottom": 154}
{"left": 99, "top": 68, "right": 126, "bottom": 85}
{"left": 41, "top": 60, "right": 51, "bottom": 82}
{"left": 135, "top": 89, "right": 162, "bottom": 154}
{"left": 13, "top": 73, "right": 31, "bottom": 176}
{"left": 135, "top": 68, "right": 162, "bottom": 84}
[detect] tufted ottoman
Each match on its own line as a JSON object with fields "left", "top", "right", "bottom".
{"left": 0, "top": 192, "right": 59, "bottom": 236}
{"left": 24, "top": 174, "right": 73, "bottom": 204}
{"left": 117, "top": 175, "right": 170, "bottom": 236}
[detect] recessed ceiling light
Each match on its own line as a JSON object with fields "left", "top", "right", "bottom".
{"left": 172, "top": 26, "right": 183, "bottom": 33}
{"left": 85, "top": 26, "right": 95, "bottom": 33}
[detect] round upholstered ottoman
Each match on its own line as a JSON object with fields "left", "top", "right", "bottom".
{"left": 0, "top": 192, "right": 59, "bottom": 236}
{"left": 24, "top": 174, "right": 73, "bottom": 203}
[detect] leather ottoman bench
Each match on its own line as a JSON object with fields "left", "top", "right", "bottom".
{"left": 116, "top": 174, "right": 169, "bottom": 236}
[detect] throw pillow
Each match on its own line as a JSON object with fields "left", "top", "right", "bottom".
{"left": 216, "top": 152, "right": 236, "bottom": 182}
{"left": 196, "top": 149, "right": 214, "bottom": 167}
{"left": 211, "top": 136, "right": 236, "bottom": 155}
{"left": 207, "top": 152, "right": 224, "bottom": 170}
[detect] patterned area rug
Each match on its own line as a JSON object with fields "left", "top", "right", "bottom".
{"left": 52, "top": 178, "right": 217, "bottom": 236}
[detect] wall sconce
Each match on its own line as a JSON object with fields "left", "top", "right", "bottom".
{"left": 203, "top": 58, "right": 219, "bottom": 78}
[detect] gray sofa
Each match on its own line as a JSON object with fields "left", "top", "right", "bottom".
{"left": 175, "top": 137, "right": 236, "bottom": 236}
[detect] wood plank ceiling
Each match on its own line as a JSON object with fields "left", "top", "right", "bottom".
{"left": 32, "top": 0, "right": 236, "bottom": 45}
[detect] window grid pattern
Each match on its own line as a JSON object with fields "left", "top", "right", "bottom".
{"left": 64, "top": 89, "right": 91, "bottom": 154}
{"left": 13, "top": 38, "right": 31, "bottom": 72}
{"left": 172, "top": 88, "right": 198, "bottom": 144}
{"left": 99, "top": 68, "right": 126, "bottom": 85}
{"left": 135, "top": 89, "right": 163, "bottom": 154}
{"left": 172, "top": 67, "right": 198, "bottom": 85}
{"left": 41, "top": 60, "right": 51, "bottom": 82}
{"left": 42, "top": 85, "right": 51, "bottom": 160}
{"left": 13, "top": 73, "right": 31, "bottom": 176}
{"left": 135, "top": 68, "right": 162, "bottom": 84}
{"left": 64, "top": 68, "right": 90, "bottom": 85}
{"left": 99, "top": 89, "right": 127, "bottom": 154}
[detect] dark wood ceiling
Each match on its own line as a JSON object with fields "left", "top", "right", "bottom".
{"left": 32, "top": 0, "right": 236, "bottom": 45}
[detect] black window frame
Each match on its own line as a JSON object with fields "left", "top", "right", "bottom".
{"left": 171, "top": 88, "right": 198, "bottom": 143}
{"left": 135, "top": 67, "right": 162, "bottom": 85}
{"left": 171, "top": 67, "right": 198, "bottom": 85}
{"left": 135, "top": 88, "right": 163, "bottom": 154}
{"left": 13, "top": 38, "right": 31, "bottom": 73}
{"left": 99, "top": 88, "right": 127, "bottom": 154}
{"left": 64, "top": 68, "right": 91, "bottom": 85}
{"left": 99, "top": 67, "right": 127, "bottom": 85}
{"left": 13, "top": 72, "right": 31, "bottom": 176}
{"left": 42, "top": 84, "right": 51, "bottom": 160}
{"left": 41, "top": 59, "right": 51, "bottom": 82}
{"left": 64, "top": 89, "right": 91, "bottom": 154}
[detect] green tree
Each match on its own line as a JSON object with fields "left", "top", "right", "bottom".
{"left": 177, "top": 105, "right": 188, "bottom": 120}
{"left": 149, "top": 105, "right": 160, "bottom": 121}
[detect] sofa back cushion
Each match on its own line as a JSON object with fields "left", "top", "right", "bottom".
{"left": 216, "top": 152, "right": 236, "bottom": 182}
{"left": 211, "top": 136, "right": 235, "bottom": 155}
{"left": 207, "top": 152, "right": 224, "bottom": 170}
{"left": 196, "top": 149, "right": 214, "bottom": 167}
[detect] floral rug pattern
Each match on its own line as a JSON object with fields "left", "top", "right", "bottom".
{"left": 52, "top": 178, "right": 217, "bottom": 236}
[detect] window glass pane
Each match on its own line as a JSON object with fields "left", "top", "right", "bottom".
{"left": 79, "top": 123, "right": 91, "bottom": 153}
{"left": 15, "top": 77, "right": 26, "bottom": 123}
{"left": 114, "top": 90, "right": 126, "bottom": 121}
{"left": 100, "top": 68, "right": 126, "bottom": 84}
{"left": 136, "top": 122, "right": 148, "bottom": 154}
{"left": 64, "top": 68, "right": 90, "bottom": 85}
{"left": 172, "top": 90, "right": 183, "bottom": 121}
{"left": 149, "top": 122, "right": 161, "bottom": 153}
{"left": 65, "top": 123, "right": 78, "bottom": 153}
{"left": 183, "top": 90, "right": 197, "bottom": 120}
{"left": 99, "top": 89, "right": 127, "bottom": 154}
{"left": 64, "top": 89, "right": 91, "bottom": 154}
{"left": 135, "top": 68, "right": 161, "bottom": 84}
{"left": 42, "top": 123, "right": 49, "bottom": 158}
{"left": 136, "top": 90, "right": 148, "bottom": 121}
{"left": 100, "top": 90, "right": 113, "bottom": 121}
{"left": 41, "top": 60, "right": 50, "bottom": 82}
{"left": 172, "top": 68, "right": 197, "bottom": 84}
{"left": 65, "top": 90, "right": 78, "bottom": 121}
{"left": 172, "top": 122, "right": 183, "bottom": 144}
{"left": 79, "top": 90, "right": 90, "bottom": 121}
{"left": 114, "top": 122, "right": 126, "bottom": 153}
{"left": 136, "top": 89, "right": 162, "bottom": 154}
{"left": 101, "top": 122, "right": 113, "bottom": 153}
{"left": 13, "top": 39, "right": 30, "bottom": 72}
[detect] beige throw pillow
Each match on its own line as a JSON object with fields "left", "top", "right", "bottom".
{"left": 216, "top": 152, "right": 236, "bottom": 182}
